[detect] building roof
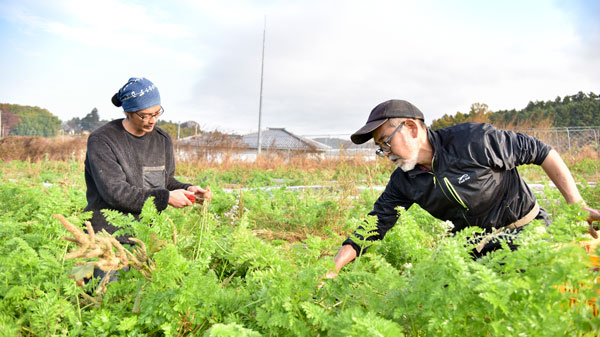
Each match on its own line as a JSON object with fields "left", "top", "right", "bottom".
{"left": 178, "top": 131, "right": 244, "bottom": 149}
{"left": 242, "top": 128, "right": 331, "bottom": 151}
{"left": 311, "top": 137, "right": 375, "bottom": 150}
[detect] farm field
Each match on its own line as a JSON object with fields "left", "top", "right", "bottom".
{"left": 1, "top": 158, "right": 599, "bottom": 336}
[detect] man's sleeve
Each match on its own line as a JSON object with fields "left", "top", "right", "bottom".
{"left": 342, "top": 170, "right": 413, "bottom": 256}
{"left": 87, "top": 136, "right": 170, "bottom": 213}
{"left": 481, "top": 124, "right": 552, "bottom": 170}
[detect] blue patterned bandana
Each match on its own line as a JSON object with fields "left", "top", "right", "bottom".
{"left": 111, "top": 77, "right": 161, "bottom": 112}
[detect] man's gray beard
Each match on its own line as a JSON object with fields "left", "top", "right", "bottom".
{"left": 389, "top": 154, "right": 417, "bottom": 172}
{"left": 400, "top": 157, "right": 418, "bottom": 172}
{"left": 389, "top": 133, "right": 419, "bottom": 172}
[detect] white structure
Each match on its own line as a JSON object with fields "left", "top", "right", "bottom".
{"left": 243, "top": 128, "right": 331, "bottom": 152}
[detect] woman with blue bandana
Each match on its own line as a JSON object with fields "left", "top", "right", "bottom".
{"left": 84, "top": 77, "right": 212, "bottom": 245}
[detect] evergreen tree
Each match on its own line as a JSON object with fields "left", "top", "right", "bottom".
{"left": 80, "top": 108, "right": 102, "bottom": 132}
{"left": 430, "top": 92, "right": 599, "bottom": 129}
{"left": 4, "top": 104, "right": 61, "bottom": 136}
{"left": 64, "top": 117, "right": 83, "bottom": 134}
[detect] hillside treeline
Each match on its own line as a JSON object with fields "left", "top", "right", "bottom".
{"left": 430, "top": 91, "right": 599, "bottom": 130}
{"left": 0, "top": 103, "right": 62, "bottom": 137}
{"left": 0, "top": 104, "right": 201, "bottom": 140}
{"left": 2, "top": 91, "right": 598, "bottom": 138}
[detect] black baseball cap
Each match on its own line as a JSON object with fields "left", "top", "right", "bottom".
{"left": 350, "top": 99, "right": 425, "bottom": 144}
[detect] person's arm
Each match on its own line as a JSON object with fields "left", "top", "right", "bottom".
{"left": 324, "top": 244, "right": 358, "bottom": 279}
{"left": 541, "top": 149, "right": 583, "bottom": 204}
{"left": 325, "top": 170, "right": 412, "bottom": 279}
{"left": 541, "top": 149, "right": 600, "bottom": 220}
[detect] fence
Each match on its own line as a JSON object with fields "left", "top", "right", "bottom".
{"left": 513, "top": 127, "right": 600, "bottom": 159}
{"left": 303, "top": 126, "right": 600, "bottom": 160}
{"left": 175, "top": 127, "right": 600, "bottom": 162}
{"left": 4, "top": 127, "right": 594, "bottom": 163}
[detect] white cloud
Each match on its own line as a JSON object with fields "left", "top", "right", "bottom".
{"left": 4, "top": 0, "right": 203, "bottom": 69}
{"left": 183, "top": 0, "right": 593, "bottom": 134}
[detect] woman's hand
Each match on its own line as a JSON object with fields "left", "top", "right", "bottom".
{"left": 168, "top": 189, "right": 194, "bottom": 208}
{"left": 187, "top": 185, "right": 213, "bottom": 204}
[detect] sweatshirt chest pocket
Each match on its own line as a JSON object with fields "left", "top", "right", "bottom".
{"left": 441, "top": 168, "right": 499, "bottom": 216}
{"left": 143, "top": 166, "right": 166, "bottom": 189}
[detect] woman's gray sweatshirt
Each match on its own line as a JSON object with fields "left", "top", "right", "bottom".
{"left": 83, "top": 119, "right": 190, "bottom": 241}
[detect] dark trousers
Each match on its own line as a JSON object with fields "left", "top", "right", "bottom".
{"left": 92, "top": 266, "right": 129, "bottom": 282}
{"left": 469, "top": 227, "right": 523, "bottom": 260}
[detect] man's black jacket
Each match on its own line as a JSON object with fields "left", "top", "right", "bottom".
{"left": 343, "top": 122, "right": 552, "bottom": 255}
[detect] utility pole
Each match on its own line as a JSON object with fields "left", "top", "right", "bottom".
{"left": 177, "top": 121, "right": 181, "bottom": 140}
{"left": 257, "top": 15, "right": 266, "bottom": 155}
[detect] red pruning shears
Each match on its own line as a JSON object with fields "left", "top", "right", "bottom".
{"left": 185, "top": 193, "right": 205, "bottom": 204}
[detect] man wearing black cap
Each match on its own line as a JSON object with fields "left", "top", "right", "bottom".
{"left": 327, "top": 99, "right": 600, "bottom": 276}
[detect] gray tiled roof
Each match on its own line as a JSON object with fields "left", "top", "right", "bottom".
{"left": 311, "top": 137, "right": 375, "bottom": 149}
{"left": 242, "top": 128, "right": 331, "bottom": 151}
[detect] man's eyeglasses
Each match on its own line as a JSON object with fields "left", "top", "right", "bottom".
{"left": 375, "top": 121, "right": 405, "bottom": 158}
{"left": 134, "top": 106, "right": 164, "bottom": 121}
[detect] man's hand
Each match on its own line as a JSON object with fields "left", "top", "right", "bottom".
{"left": 187, "top": 185, "right": 213, "bottom": 204}
{"left": 318, "top": 245, "right": 357, "bottom": 288}
{"left": 584, "top": 205, "right": 600, "bottom": 222}
{"left": 332, "top": 244, "right": 357, "bottom": 274}
{"left": 584, "top": 205, "right": 600, "bottom": 238}
{"left": 168, "top": 189, "right": 194, "bottom": 208}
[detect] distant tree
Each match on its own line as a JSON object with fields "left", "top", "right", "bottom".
{"left": 0, "top": 106, "right": 21, "bottom": 136}
{"left": 467, "top": 103, "right": 491, "bottom": 123}
{"left": 80, "top": 108, "right": 102, "bottom": 132}
{"left": 430, "top": 103, "right": 489, "bottom": 130}
{"left": 431, "top": 92, "right": 599, "bottom": 129}
{"left": 3, "top": 104, "right": 61, "bottom": 136}
{"left": 430, "top": 113, "right": 458, "bottom": 130}
{"left": 64, "top": 117, "right": 83, "bottom": 134}
{"left": 157, "top": 120, "right": 199, "bottom": 140}
{"left": 13, "top": 113, "right": 61, "bottom": 136}
{"left": 179, "top": 122, "right": 199, "bottom": 138}
{"left": 158, "top": 120, "right": 178, "bottom": 139}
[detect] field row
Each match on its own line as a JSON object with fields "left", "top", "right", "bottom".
{"left": 0, "top": 160, "right": 599, "bottom": 336}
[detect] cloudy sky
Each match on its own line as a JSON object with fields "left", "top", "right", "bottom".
{"left": 0, "top": 0, "right": 598, "bottom": 136}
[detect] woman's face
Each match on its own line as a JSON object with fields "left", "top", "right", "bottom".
{"left": 125, "top": 105, "right": 162, "bottom": 136}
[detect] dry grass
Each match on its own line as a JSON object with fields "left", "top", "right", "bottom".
{"left": 0, "top": 135, "right": 86, "bottom": 161}
{"left": 1, "top": 132, "right": 596, "bottom": 173}
{"left": 174, "top": 146, "right": 378, "bottom": 175}
{"left": 0, "top": 135, "right": 375, "bottom": 171}
{"left": 493, "top": 113, "right": 555, "bottom": 131}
